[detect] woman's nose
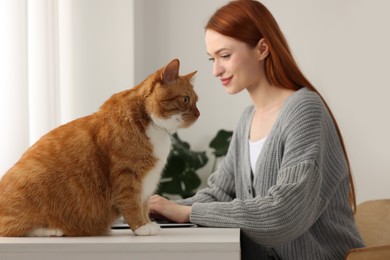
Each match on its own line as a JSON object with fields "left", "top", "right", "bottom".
{"left": 213, "top": 61, "right": 223, "bottom": 77}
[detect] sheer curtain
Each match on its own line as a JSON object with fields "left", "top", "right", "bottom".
{"left": 1, "top": 0, "right": 135, "bottom": 176}
{"left": 0, "top": 0, "right": 72, "bottom": 175}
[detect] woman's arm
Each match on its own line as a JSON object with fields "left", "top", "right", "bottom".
{"left": 148, "top": 194, "right": 191, "bottom": 223}
{"left": 148, "top": 144, "right": 237, "bottom": 222}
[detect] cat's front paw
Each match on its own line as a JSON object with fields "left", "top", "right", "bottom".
{"left": 134, "top": 222, "right": 160, "bottom": 236}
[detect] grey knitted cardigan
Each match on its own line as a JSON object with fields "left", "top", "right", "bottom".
{"left": 179, "top": 88, "right": 365, "bottom": 259}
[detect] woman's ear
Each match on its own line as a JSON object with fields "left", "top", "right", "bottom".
{"left": 256, "top": 38, "right": 269, "bottom": 61}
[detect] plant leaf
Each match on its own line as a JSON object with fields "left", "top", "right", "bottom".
{"left": 209, "top": 129, "right": 233, "bottom": 157}
{"left": 182, "top": 168, "right": 201, "bottom": 191}
{"left": 156, "top": 133, "right": 207, "bottom": 197}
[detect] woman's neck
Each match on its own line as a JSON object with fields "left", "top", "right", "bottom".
{"left": 248, "top": 84, "right": 294, "bottom": 113}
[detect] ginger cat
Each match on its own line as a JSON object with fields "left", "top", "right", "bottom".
{"left": 0, "top": 59, "right": 199, "bottom": 237}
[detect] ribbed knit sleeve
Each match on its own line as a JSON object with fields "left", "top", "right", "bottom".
{"left": 187, "top": 88, "right": 364, "bottom": 260}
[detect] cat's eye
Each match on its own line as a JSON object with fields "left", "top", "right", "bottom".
{"left": 183, "top": 96, "right": 190, "bottom": 103}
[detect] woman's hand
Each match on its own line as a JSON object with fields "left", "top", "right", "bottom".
{"left": 148, "top": 194, "right": 192, "bottom": 223}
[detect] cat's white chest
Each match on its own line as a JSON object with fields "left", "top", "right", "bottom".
{"left": 142, "top": 125, "right": 171, "bottom": 202}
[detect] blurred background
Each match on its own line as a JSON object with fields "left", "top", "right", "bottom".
{"left": 1, "top": 0, "right": 389, "bottom": 203}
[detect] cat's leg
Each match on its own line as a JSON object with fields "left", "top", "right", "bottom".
{"left": 27, "top": 228, "right": 64, "bottom": 237}
{"left": 113, "top": 179, "right": 160, "bottom": 236}
{"left": 121, "top": 198, "right": 161, "bottom": 236}
{"left": 133, "top": 200, "right": 160, "bottom": 236}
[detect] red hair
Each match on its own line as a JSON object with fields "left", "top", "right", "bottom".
{"left": 206, "top": 0, "right": 356, "bottom": 212}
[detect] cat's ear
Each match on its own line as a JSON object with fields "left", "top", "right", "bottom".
{"left": 184, "top": 71, "right": 197, "bottom": 82}
{"left": 160, "top": 59, "right": 180, "bottom": 85}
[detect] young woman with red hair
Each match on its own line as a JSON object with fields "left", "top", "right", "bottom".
{"left": 149, "top": 1, "right": 364, "bottom": 259}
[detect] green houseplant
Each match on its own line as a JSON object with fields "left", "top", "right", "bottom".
{"left": 156, "top": 130, "right": 233, "bottom": 199}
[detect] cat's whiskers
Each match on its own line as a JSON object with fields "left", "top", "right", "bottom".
{"left": 150, "top": 114, "right": 183, "bottom": 134}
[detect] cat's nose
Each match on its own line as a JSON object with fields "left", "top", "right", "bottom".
{"left": 194, "top": 108, "right": 200, "bottom": 118}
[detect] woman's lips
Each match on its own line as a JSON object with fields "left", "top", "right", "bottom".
{"left": 221, "top": 76, "right": 232, "bottom": 86}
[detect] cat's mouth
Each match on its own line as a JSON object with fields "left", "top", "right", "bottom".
{"left": 150, "top": 112, "right": 198, "bottom": 133}
{"left": 179, "top": 109, "right": 200, "bottom": 128}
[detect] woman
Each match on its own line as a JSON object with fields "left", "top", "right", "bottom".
{"left": 149, "top": 0, "right": 365, "bottom": 259}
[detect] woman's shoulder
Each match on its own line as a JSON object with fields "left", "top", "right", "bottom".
{"left": 282, "top": 87, "right": 325, "bottom": 118}
{"left": 276, "top": 87, "right": 331, "bottom": 133}
{"left": 288, "top": 87, "right": 322, "bottom": 106}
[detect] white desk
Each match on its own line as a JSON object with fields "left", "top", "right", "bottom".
{"left": 0, "top": 227, "right": 240, "bottom": 260}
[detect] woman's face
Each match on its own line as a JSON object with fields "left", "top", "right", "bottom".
{"left": 205, "top": 29, "right": 263, "bottom": 94}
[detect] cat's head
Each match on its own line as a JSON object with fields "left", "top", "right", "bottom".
{"left": 145, "top": 59, "right": 200, "bottom": 133}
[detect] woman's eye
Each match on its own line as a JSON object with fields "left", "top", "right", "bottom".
{"left": 208, "top": 55, "right": 229, "bottom": 62}
{"left": 183, "top": 96, "right": 190, "bottom": 103}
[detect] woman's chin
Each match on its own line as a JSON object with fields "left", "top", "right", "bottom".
{"left": 224, "top": 85, "right": 244, "bottom": 95}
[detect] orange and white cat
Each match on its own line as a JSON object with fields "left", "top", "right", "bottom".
{"left": 0, "top": 59, "right": 199, "bottom": 237}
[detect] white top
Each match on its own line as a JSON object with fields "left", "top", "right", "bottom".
{"left": 249, "top": 137, "right": 267, "bottom": 174}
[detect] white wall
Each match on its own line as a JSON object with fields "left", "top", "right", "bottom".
{"left": 65, "top": 0, "right": 135, "bottom": 121}
{"left": 134, "top": 0, "right": 390, "bottom": 203}
{"left": 3, "top": 0, "right": 389, "bottom": 204}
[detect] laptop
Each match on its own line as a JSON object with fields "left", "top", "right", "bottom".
{"left": 111, "top": 219, "right": 196, "bottom": 229}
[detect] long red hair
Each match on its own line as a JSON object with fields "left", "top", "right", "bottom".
{"left": 206, "top": 0, "right": 356, "bottom": 212}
